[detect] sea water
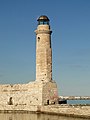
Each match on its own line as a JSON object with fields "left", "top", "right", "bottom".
{"left": 0, "top": 113, "right": 89, "bottom": 120}
{"left": 68, "top": 100, "right": 90, "bottom": 105}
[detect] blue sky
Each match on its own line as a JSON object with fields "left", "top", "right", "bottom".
{"left": 0, "top": 0, "right": 90, "bottom": 96}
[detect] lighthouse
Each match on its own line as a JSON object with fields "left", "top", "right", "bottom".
{"left": 35, "top": 15, "right": 52, "bottom": 82}
{"left": 35, "top": 15, "right": 58, "bottom": 105}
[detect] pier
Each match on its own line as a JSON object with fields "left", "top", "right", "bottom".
{"left": 59, "top": 96, "right": 90, "bottom": 100}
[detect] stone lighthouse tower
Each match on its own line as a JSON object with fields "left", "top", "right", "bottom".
{"left": 35, "top": 15, "right": 52, "bottom": 82}
{"left": 35, "top": 15, "right": 58, "bottom": 105}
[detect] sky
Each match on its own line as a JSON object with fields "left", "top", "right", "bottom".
{"left": 0, "top": 0, "right": 90, "bottom": 96}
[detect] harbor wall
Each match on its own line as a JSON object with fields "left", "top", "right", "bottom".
{"left": 0, "top": 104, "right": 90, "bottom": 118}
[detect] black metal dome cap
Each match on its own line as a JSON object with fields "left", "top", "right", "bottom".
{"left": 37, "top": 15, "right": 49, "bottom": 21}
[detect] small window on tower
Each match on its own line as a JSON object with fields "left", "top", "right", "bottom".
{"left": 39, "top": 21, "right": 43, "bottom": 25}
{"left": 43, "top": 21, "right": 49, "bottom": 25}
{"left": 38, "top": 37, "right": 40, "bottom": 42}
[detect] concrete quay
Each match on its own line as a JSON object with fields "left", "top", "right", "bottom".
{"left": 0, "top": 104, "right": 90, "bottom": 119}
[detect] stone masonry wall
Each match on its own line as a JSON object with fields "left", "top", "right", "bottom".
{"left": 42, "top": 81, "right": 58, "bottom": 105}
{"left": 0, "top": 81, "right": 58, "bottom": 106}
{"left": 41, "top": 105, "right": 90, "bottom": 118}
{"left": 0, "top": 82, "right": 43, "bottom": 106}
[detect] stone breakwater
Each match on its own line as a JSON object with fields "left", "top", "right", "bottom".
{"left": 40, "top": 105, "right": 90, "bottom": 119}
{"left": 0, "top": 104, "right": 90, "bottom": 119}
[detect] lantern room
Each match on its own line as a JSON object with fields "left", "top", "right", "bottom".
{"left": 37, "top": 15, "right": 49, "bottom": 25}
